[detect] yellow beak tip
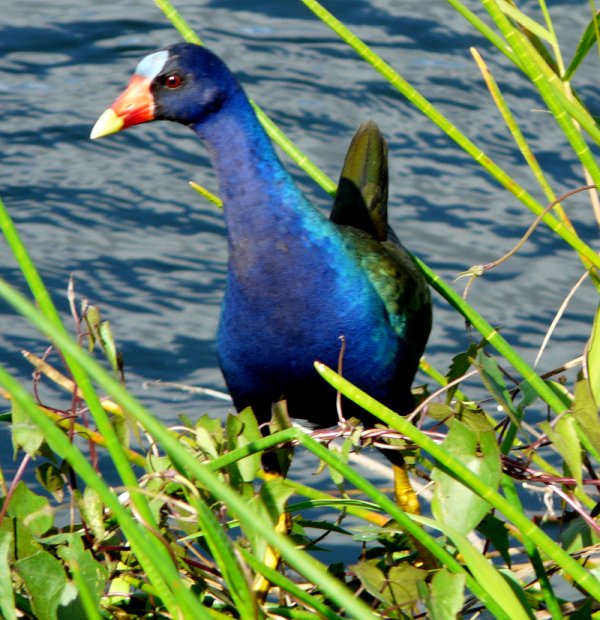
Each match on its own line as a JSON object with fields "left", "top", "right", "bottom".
{"left": 90, "top": 108, "right": 124, "bottom": 140}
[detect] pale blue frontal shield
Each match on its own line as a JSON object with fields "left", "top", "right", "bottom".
{"left": 135, "top": 50, "right": 169, "bottom": 79}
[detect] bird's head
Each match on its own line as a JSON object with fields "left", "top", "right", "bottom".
{"left": 91, "top": 43, "right": 238, "bottom": 139}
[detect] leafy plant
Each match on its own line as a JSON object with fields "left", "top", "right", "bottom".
{"left": 1, "top": 0, "right": 600, "bottom": 618}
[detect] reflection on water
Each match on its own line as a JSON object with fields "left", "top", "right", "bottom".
{"left": 0, "top": 2, "right": 597, "bottom": 493}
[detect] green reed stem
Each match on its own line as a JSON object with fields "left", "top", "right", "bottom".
{"left": 299, "top": 0, "right": 600, "bottom": 272}
{"left": 0, "top": 198, "right": 161, "bottom": 520}
{"left": 470, "top": 48, "right": 566, "bottom": 222}
{"left": 481, "top": 0, "right": 600, "bottom": 182}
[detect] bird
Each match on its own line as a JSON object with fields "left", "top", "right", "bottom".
{"left": 91, "top": 43, "right": 432, "bottom": 494}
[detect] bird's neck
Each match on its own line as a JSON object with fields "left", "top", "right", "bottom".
{"left": 191, "top": 90, "right": 337, "bottom": 293}
{"left": 191, "top": 94, "right": 311, "bottom": 239}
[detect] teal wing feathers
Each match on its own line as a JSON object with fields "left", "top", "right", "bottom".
{"left": 331, "top": 121, "right": 432, "bottom": 356}
{"left": 343, "top": 229, "right": 431, "bottom": 352}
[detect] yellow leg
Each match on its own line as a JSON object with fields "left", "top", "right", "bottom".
{"left": 393, "top": 463, "right": 421, "bottom": 515}
{"left": 253, "top": 401, "right": 294, "bottom": 604}
{"left": 392, "top": 463, "right": 439, "bottom": 570}
{"left": 252, "top": 504, "right": 290, "bottom": 604}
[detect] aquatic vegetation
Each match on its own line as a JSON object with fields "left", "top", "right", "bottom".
{"left": 1, "top": 1, "right": 600, "bottom": 617}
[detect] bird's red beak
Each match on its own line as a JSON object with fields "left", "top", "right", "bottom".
{"left": 91, "top": 75, "right": 155, "bottom": 139}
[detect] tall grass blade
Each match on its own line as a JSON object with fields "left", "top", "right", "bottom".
{"left": 0, "top": 369, "right": 204, "bottom": 617}
{"left": 0, "top": 279, "right": 380, "bottom": 620}
{"left": 300, "top": 0, "right": 600, "bottom": 270}
{"left": 496, "top": 0, "right": 554, "bottom": 42}
{"left": 501, "top": 476, "right": 562, "bottom": 619}
{"left": 0, "top": 197, "right": 172, "bottom": 576}
{"left": 470, "top": 47, "right": 569, "bottom": 226}
{"left": 564, "top": 10, "right": 600, "bottom": 80}
{"left": 240, "top": 549, "right": 345, "bottom": 620}
{"left": 314, "top": 361, "right": 600, "bottom": 602}
{"left": 153, "top": 0, "right": 201, "bottom": 43}
{"left": 481, "top": 0, "right": 600, "bottom": 180}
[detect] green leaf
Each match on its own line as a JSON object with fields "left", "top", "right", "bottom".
{"left": 246, "top": 477, "right": 294, "bottom": 560}
{"left": 191, "top": 498, "right": 255, "bottom": 617}
{"left": 540, "top": 414, "right": 582, "bottom": 486}
{"left": 445, "top": 343, "right": 479, "bottom": 402}
{"left": 328, "top": 439, "right": 352, "bottom": 487}
{"left": 556, "top": 415, "right": 583, "bottom": 486}
{"left": 269, "top": 400, "right": 294, "bottom": 477}
{"left": 226, "top": 407, "right": 262, "bottom": 483}
{"left": 11, "top": 401, "right": 44, "bottom": 457}
{"left": 432, "top": 419, "right": 501, "bottom": 534}
{"left": 98, "top": 320, "right": 120, "bottom": 374}
{"left": 447, "top": 344, "right": 478, "bottom": 383}
{"left": 570, "top": 599, "right": 594, "bottom": 620}
{"left": 477, "top": 514, "right": 512, "bottom": 568}
{"left": 428, "top": 403, "right": 456, "bottom": 421}
{"left": 78, "top": 487, "right": 105, "bottom": 541}
{"left": 423, "top": 569, "right": 465, "bottom": 620}
{"left": 257, "top": 477, "right": 294, "bottom": 524}
{"left": 23, "top": 504, "right": 54, "bottom": 539}
{"left": 36, "top": 462, "right": 64, "bottom": 503}
{"left": 586, "top": 302, "right": 600, "bottom": 408}
{"left": 0, "top": 531, "right": 16, "bottom": 620}
{"left": 56, "top": 581, "right": 89, "bottom": 620}
{"left": 8, "top": 482, "right": 53, "bottom": 537}
{"left": 83, "top": 306, "right": 121, "bottom": 375}
{"left": 111, "top": 412, "right": 130, "bottom": 453}
{"left": 105, "top": 574, "right": 131, "bottom": 606}
{"left": 0, "top": 516, "right": 38, "bottom": 560}
{"left": 499, "top": 568, "right": 540, "bottom": 615}
{"left": 351, "top": 560, "right": 427, "bottom": 608}
{"left": 456, "top": 407, "right": 495, "bottom": 433}
{"left": 476, "top": 352, "right": 520, "bottom": 425}
{"left": 82, "top": 304, "right": 100, "bottom": 352}
{"left": 572, "top": 378, "right": 600, "bottom": 455}
{"left": 16, "top": 550, "right": 66, "bottom": 620}
{"left": 564, "top": 11, "right": 600, "bottom": 80}
{"left": 387, "top": 563, "right": 428, "bottom": 608}
{"left": 518, "top": 379, "right": 540, "bottom": 409}
{"left": 57, "top": 535, "right": 108, "bottom": 610}
{"left": 195, "top": 425, "right": 220, "bottom": 460}
{"left": 560, "top": 516, "right": 600, "bottom": 554}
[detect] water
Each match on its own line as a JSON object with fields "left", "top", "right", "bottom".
{"left": 1, "top": 1, "right": 598, "bottom": 502}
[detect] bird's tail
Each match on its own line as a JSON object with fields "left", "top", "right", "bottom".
{"left": 330, "top": 120, "right": 389, "bottom": 241}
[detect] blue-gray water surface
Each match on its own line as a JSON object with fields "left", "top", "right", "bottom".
{"left": 1, "top": 1, "right": 598, "bottom": 524}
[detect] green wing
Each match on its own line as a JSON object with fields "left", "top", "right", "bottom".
{"left": 331, "top": 121, "right": 432, "bottom": 354}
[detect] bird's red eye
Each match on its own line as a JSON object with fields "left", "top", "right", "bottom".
{"left": 164, "top": 73, "right": 183, "bottom": 89}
